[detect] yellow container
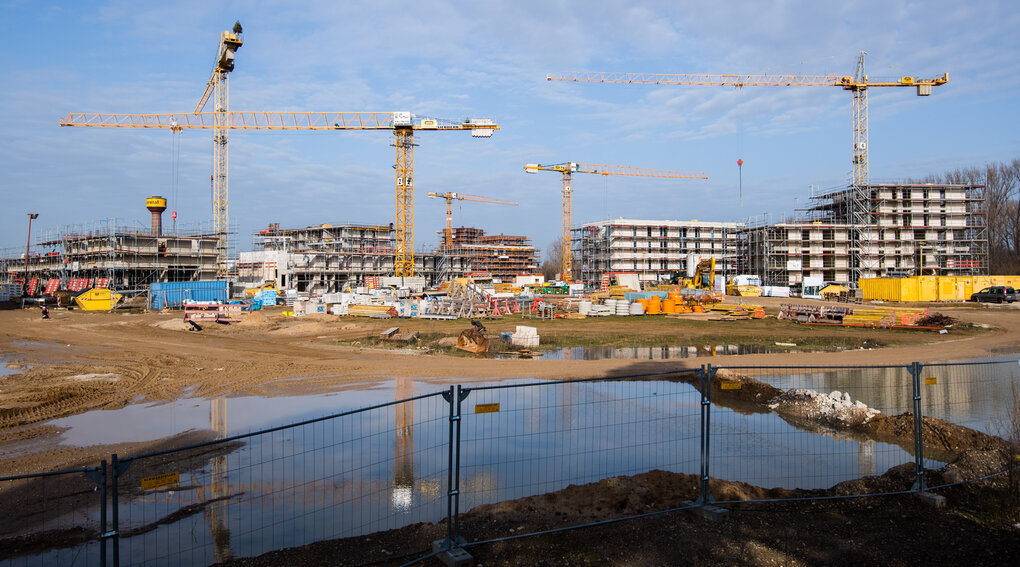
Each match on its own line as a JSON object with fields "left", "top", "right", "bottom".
{"left": 647, "top": 298, "right": 662, "bottom": 315}
{"left": 73, "top": 288, "right": 122, "bottom": 311}
{"left": 916, "top": 276, "right": 937, "bottom": 302}
{"left": 662, "top": 299, "right": 675, "bottom": 314}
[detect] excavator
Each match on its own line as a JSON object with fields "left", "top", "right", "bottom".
{"left": 665, "top": 257, "right": 716, "bottom": 290}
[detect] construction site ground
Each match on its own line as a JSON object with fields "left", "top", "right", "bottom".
{"left": 2, "top": 296, "right": 1019, "bottom": 565}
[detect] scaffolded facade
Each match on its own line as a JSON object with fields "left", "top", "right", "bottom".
{"left": 0, "top": 218, "right": 218, "bottom": 290}
{"left": 436, "top": 227, "right": 540, "bottom": 283}
{"left": 741, "top": 183, "right": 987, "bottom": 286}
{"left": 571, "top": 219, "right": 744, "bottom": 287}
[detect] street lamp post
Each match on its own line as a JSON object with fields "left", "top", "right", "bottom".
{"left": 24, "top": 213, "right": 38, "bottom": 300}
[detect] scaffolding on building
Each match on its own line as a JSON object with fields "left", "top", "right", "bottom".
{"left": 739, "top": 182, "right": 988, "bottom": 286}
{"left": 0, "top": 218, "right": 222, "bottom": 291}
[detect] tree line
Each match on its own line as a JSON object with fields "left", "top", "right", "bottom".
{"left": 914, "top": 159, "right": 1020, "bottom": 274}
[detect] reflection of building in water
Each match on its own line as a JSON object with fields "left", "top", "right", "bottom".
{"left": 393, "top": 377, "right": 415, "bottom": 511}
{"left": 857, "top": 440, "right": 875, "bottom": 477}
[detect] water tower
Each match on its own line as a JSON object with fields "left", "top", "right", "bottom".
{"left": 146, "top": 196, "right": 167, "bottom": 236}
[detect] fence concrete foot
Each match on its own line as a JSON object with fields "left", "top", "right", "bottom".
{"left": 433, "top": 539, "right": 473, "bottom": 567}
{"left": 916, "top": 492, "right": 946, "bottom": 509}
{"left": 692, "top": 504, "right": 730, "bottom": 522}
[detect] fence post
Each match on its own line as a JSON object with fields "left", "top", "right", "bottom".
{"left": 909, "top": 361, "right": 927, "bottom": 492}
{"left": 85, "top": 460, "right": 108, "bottom": 567}
{"left": 110, "top": 453, "right": 131, "bottom": 567}
{"left": 452, "top": 385, "right": 469, "bottom": 545}
{"left": 698, "top": 364, "right": 717, "bottom": 505}
{"left": 441, "top": 386, "right": 456, "bottom": 551}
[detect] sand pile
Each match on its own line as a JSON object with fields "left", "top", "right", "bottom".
{"left": 152, "top": 318, "right": 192, "bottom": 331}
{"left": 270, "top": 321, "right": 332, "bottom": 337}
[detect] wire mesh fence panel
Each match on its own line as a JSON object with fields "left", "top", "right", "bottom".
{"left": 707, "top": 365, "right": 916, "bottom": 498}
{"left": 457, "top": 375, "right": 702, "bottom": 528}
{"left": 113, "top": 390, "right": 449, "bottom": 566}
{"left": 917, "top": 359, "right": 1020, "bottom": 487}
{"left": 0, "top": 467, "right": 105, "bottom": 567}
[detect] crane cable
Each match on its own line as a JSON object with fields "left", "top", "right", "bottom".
{"left": 170, "top": 127, "right": 182, "bottom": 233}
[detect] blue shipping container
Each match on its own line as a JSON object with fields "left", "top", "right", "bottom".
{"left": 150, "top": 281, "right": 229, "bottom": 310}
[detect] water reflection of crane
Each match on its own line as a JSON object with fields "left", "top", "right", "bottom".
{"left": 393, "top": 377, "right": 415, "bottom": 511}
{"left": 198, "top": 398, "right": 233, "bottom": 562}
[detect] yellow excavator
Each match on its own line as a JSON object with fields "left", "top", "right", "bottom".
{"left": 244, "top": 280, "right": 281, "bottom": 299}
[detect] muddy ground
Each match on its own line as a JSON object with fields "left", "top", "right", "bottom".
{"left": 1, "top": 297, "right": 1019, "bottom": 564}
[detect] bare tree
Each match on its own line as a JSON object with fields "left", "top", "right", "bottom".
{"left": 541, "top": 240, "right": 562, "bottom": 281}
{"left": 913, "top": 158, "right": 1020, "bottom": 273}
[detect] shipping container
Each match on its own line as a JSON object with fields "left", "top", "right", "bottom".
{"left": 150, "top": 281, "right": 229, "bottom": 310}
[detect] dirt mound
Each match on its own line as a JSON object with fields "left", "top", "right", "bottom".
{"left": 151, "top": 318, "right": 191, "bottom": 331}
{"left": 269, "top": 321, "right": 331, "bottom": 337}
{"left": 236, "top": 311, "right": 275, "bottom": 330}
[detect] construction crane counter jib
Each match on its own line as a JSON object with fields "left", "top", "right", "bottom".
{"left": 524, "top": 162, "right": 707, "bottom": 282}
{"left": 546, "top": 54, "right": 947, "bottom": 188}
{"left": 60, "top": 111, "right": 499, "bottom": 278}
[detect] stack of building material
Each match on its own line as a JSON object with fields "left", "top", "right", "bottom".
{"left": 511, "top": 325, "right": 540, "bottom": 348}
{"left": 778, "top": 304, "right": 853, "bottom": 324}
{"left": 348, "top": 304, "right": 396, "bottom": 318}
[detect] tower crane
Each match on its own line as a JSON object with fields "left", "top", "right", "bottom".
{"left": 523, "top": 163, "right": 707, "bottom": 282}
{"left": 60, "top": 112, "right": 497, "bottom": 279}
{"left": 196, "top": 23, "right": 243, "bottom": 278}
{"left": 546, "top": 52, "right": 947, "bottom": 188}
{"left": 426, "top": 192, "right": 519, "bottom": 247}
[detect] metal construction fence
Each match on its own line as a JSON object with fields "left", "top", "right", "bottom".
{"left": 1, "top": 359, "right": 1018, "bottom": 566}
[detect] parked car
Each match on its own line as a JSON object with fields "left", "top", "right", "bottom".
{"left": 969, "top": 286, "right": 1016, "bottom": 303}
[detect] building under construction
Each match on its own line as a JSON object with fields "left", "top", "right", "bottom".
{"left": 0, "top": 198, "right": 220, "bottom": 291}
{"left": 571, "top": 219, "right": 744, "bottom": 287}
{"left": 741, "top": 183, "right": 987, "bottom": 286}
{"left": 237, "top": 223, "right": 540, "bottom": 294}
{"left": 435, "top": 227, "right": 540, "bottom": 283}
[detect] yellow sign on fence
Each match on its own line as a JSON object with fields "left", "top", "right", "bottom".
{"left": 140, "top": 471, "right": 180, "bottom": 491}
{"left": 475, "top": 403, "right": 500, "bottom": 414}
{"left": 925, "top": 377, "right": 938, "bottom": 386}
{"left": 720, "top": 381, "right": 741, "bottom": 390}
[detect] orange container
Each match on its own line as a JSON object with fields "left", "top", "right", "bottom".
{"left": 647, "top": 298, "right": 662, "bottom": 314}
{"left": 662, "top": 299, "right": 675, "bottom": 314}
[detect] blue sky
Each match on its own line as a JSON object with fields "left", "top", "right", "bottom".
{"left": 2, "top": 1, "right": 1018, "bottom": 257}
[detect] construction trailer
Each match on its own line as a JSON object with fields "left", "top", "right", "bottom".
{"left": 741, "top": 182, "right": 987, "bottom": 286}
{"left": 571, "top": 219, "right": 744, "bottom": 288}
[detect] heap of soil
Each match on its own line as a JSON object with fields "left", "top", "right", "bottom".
{"left": 219, "top": 452, "right": 1020, "bottom": 567}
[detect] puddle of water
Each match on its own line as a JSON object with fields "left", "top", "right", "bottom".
{"left": 49, "top": 387, "right": 402, "bottom": 447}
{"left": 25, "top": 359, "right": 1017, "bottom": 565}
{"left": 492, "top": 344, "right": 848, "bottom": 360}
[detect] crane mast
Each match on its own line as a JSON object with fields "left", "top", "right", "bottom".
{"left": 524, "top": 163, "right": 707, "bottom": 282}
{"left": 197, "top": 27, "right": 243, "bottom": 278}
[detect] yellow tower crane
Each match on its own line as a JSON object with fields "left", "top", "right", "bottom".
{"left": 195, "top": 23, "right": 243, "bottom": 278}
{"left": 523, "top": 163, "right": 707, "bottom": 282}
{"left": 426, "top": 192, "right": 519, "bottom": 247}
{"left": 547, "top": 52, "right": 947, "bottom": 188}
{"left": 60, "top": 111, "right": 497, "bottom": 278}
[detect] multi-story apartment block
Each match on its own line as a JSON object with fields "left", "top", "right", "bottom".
{"left": 571, "top": 219, "right": 744, "bottom": 287}
{"left": 741, "top": 183, "right": 987, "bottom": 286}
